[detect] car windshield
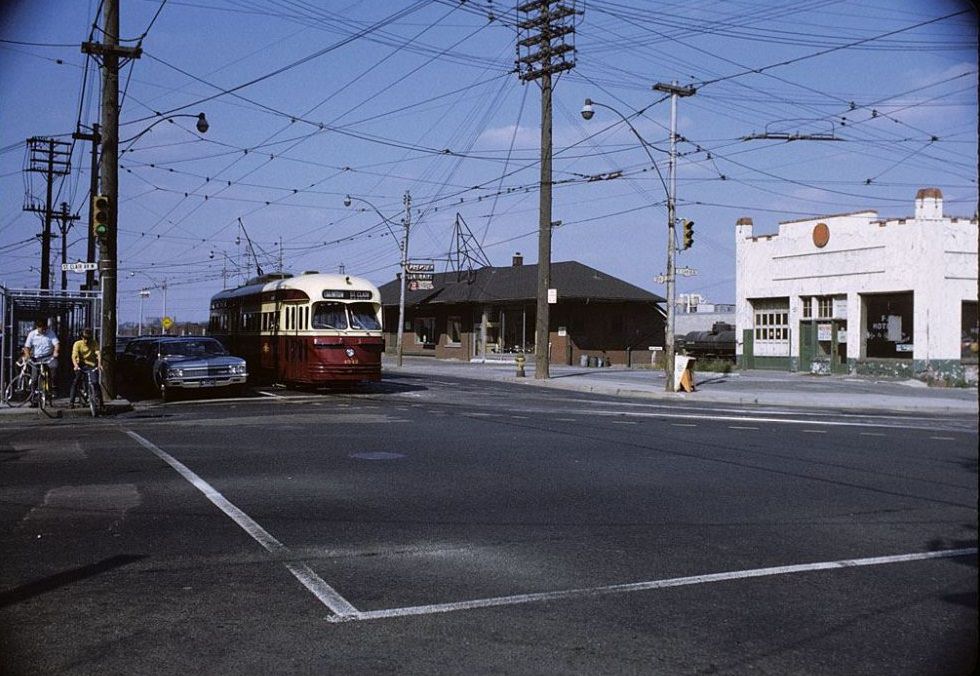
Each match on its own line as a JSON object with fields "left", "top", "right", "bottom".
{"left": 348, "top": 302, "right": 381, "bottom": 330}
{"left": 160, "top": 339, "right": 228, "bottom": 357}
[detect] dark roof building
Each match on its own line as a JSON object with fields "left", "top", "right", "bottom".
{"left": 378, "top": 257, "right": 665, "bottom": 366}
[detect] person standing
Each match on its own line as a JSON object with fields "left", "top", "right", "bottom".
{"left": 69, "top": 328, "right": 102, "bottom": 409}
{"left": 22, "top": 318, "right": 60, "bottom": 400}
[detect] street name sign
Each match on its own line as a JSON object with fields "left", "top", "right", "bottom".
{"left": 61, "top": 262, "right": 98, "bottom": 272}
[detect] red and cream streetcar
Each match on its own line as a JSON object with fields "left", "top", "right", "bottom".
{"left": 209, "top": 271, "right": 384, "bottom": 385}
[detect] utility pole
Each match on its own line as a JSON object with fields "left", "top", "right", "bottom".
{"left": 72, "top": 123, "right": 101, "bottom": 290}
{"left": 396, "top": 191, "right": 411, "bottom": 367}
{"left": 516, "top": 0, "right": 579, "bottom": 380}
{"left": 83, "top": 0, "right": 141, "bottom": 399}
{"left": 23, "top": 138, "right": 71, "bottom": 290}
{"left": 162, "top": 279, "right": 168, "bottom": 335}
{"left": 55, "top": 202, "right": 79, "bottom": 290}
{"left": 653, "top": 81, "right": 696, "bottom": 391}
{"left": 138, "top": 288, "right": 149, "bottom": 336}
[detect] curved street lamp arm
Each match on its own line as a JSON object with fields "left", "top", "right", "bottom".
{"left": 344, "top": 195, "right": 401, "bottom": 247}
{"left": 582, "top": 99, "right": 670, "bottom": 200}
{"left": 127, "top": 269, "right": 165, "bottom": 289}
{"left": 119, "top": 113, "right": 209, "bottom": 148}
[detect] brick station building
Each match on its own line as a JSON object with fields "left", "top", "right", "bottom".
{"left": 378, "top": 255, "right": 665, "bottom": 367}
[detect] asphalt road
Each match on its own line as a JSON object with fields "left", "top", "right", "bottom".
{"left": 1, "top": 374, "right": 977, "bottom": 675}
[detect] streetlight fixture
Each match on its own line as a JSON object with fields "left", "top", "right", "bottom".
{"left": 343, "top": 193, "right": 411, "bottom": 367}
{"left": 138, "top": 288, "right": 150, "bottom": 336}
{"left": 129, "top": 270, "right": 168, "bottom": 334}
{"left": 580, "top": 96, "right": 686, "bottom": 390}
{"left": 120, "top": 112, "right": 209, "bottom": 147}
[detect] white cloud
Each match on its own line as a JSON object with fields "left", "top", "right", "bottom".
{"left": 476, "top": 124, "right": 539, "bottom": 149}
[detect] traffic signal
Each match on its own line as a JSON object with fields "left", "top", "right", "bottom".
{"left": 92, "top": 194, "right": 110, "bottom": 238}
{"left": 681, "top": 219, "right": 694, "bottom": 249}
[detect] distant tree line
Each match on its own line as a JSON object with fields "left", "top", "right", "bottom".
{"left": 119, "top": 320, "right": 208, "bottom": 337}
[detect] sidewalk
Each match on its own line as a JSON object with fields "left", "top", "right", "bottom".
{"left": 0, "top": 395, "right": 133, "bottom": 419}
{"left": 384, "top": 356, "right": 979, "bottom": 416}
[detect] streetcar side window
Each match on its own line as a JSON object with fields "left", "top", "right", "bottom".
{"left": 312, "top": 302, "right": 348, "bottom": 330}
{"left": 348, "top": 302, "right": 381, "bottom": 330}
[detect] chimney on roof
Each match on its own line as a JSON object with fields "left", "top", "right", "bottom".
{"left": 735, "top": 216, "right": 754, "bottom": 238}
{"left": 512, "top": 252, "right": 523, "bottom": 267}
{"left": 915, "top": 187, "right": 943, "bottom": 220}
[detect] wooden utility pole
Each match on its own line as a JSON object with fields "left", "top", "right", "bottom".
{"left": 72, "top": 122, "right": 101, "bottom": 290}
{"left": 653, "top": 82, "right": 695, "bottom": 390}
{"left": 55, "top": 202, "right": 80, "bottom": 290}
{"left": 83, "top": 0, "right": 141, "bottom": 399}
{"left": 516, "top": 0, "right": 579, "bottom": 380}
{"left": 24, "top": 138, "right": 71, "bottom": 290}
{"left": 396, "top": 191, "right": 411, "bottom": 367}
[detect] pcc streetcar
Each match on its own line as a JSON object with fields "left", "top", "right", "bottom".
{"left": 209, "top": 271, "right": 384, "bottom": 385}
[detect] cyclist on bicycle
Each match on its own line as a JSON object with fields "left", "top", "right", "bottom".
{"left": 69, "top": 327, "right": 102, "bottom": 409}
{"left": 22, "top": 318, "right": 60, "bottom": 404}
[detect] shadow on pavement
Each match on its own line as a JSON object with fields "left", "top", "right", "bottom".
{"left": 0, "top": 554, "right": 146, "bottom": 608}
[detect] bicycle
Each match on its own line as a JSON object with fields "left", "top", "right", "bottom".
{"left": 75, "top": 366, "right": 104, "bottom": 417}
{"left": 3, "top": 359, "right": 32, "bottom": 407}
{"left": 27, "top": 358, "right": 54, "bottom": 411}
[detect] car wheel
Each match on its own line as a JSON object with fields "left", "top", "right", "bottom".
{"left": 155, "top": 373, "right": 170, "bottom": 402}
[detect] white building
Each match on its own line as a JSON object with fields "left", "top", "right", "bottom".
{"left": 735, "top": 188, "right": 978, "bottom": 382}
{"left": 674, "top": 293, "right": 735, "bottom": 336}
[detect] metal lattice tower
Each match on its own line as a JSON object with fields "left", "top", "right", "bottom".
{"left": 448, "top": 213, "right": 492, "bottom": 281}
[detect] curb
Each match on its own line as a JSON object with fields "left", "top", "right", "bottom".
{"left": 1, "top": 400, "right": 134, "bottom": 419}
{"left": 386, "top": 364, "right": 979, "bottom": 416}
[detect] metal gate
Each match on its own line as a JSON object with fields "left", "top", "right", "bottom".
{"left": 1, "top": 286, "right": 101, "bottom": 398}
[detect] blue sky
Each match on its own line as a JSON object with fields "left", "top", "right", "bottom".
{"left": 1, "top": 0, "right": 976, "bottom": 323}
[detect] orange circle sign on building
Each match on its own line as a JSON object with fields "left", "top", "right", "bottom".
{"left": 812, "top": 222, "right": 830, "bottom": 248}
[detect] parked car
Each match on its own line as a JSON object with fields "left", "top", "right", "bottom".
{"left": 115, "top": 335, "right": 136, "bottom": 356}
{"left": 116, "top": 336, "right": 247, "bottom": 401}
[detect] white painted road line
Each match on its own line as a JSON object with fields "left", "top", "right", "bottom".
{"left": 256, "top": 390, "right": 284, "bottom": 398}
{"left": 802, "top": 430, "right": 827, "bottom": 434}
{"left": 586, "top": 410, "right": 948, "bottom": 431}
{"left": 930, "top": 436, "right": 956, "bottom": 441}
{"left": 342, "top": 548, "right": 977, "bottom": 623}
{"left": 126, "top": 430, "right": 359, "bottom": 621}
{"left": 123, "top": 431, "right": 979, "bottom": 626}
{"left": 671, "top": 423, "right": 698, "bottom": 428}
{"left": 729, "top": 426, "right": 759, "bottom": 430}
{"left": 860, "top": 432, "right": 886, "bottom": 437}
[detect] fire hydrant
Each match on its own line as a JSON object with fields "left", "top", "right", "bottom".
{"left": 515, "top": 354, "right": 526, "bottom": 378}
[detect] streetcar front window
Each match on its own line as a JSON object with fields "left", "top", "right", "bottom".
{"left": 312, "top": 301, "right": 348, "bottom": 330}
{"left": 348, "top": 302, "right": 381, "bottom": 330}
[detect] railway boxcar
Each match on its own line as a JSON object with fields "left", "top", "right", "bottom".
{"left": 209, "top": 271, "right": 383, "bottom": 385}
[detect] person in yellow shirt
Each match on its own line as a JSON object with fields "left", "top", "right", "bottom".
{"left": 69, "top": 328, "right": 102, "bottom": 409}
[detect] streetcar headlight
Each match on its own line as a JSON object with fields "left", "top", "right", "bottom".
{"left": 345, "top": 347, "right": 356, "bottom": 358}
